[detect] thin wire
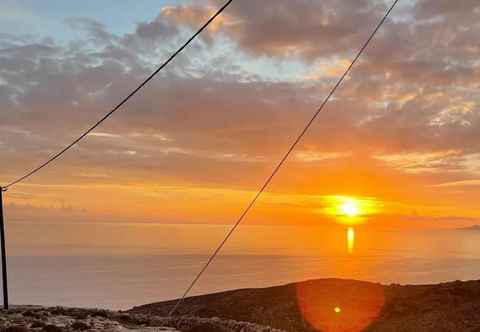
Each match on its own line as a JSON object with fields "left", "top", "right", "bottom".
{"left": 168, "top": 0, "right": 400, "bottom": 316}
{"left": 2, "top": 0, "right": 233, "bottom": 190}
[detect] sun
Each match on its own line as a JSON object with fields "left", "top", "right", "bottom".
{"left": 339, "top": 198, "right": 360, "bottom": 217}
{"left": 322, "top": 195, "right": 379, "bottom": 224}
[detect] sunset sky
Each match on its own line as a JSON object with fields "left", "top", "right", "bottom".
{"left": 1, "top": 0, "right": 479, "bottom": 230}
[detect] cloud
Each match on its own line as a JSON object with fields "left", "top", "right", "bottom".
{"left": 295, "top": 151, "right": 351, "bottom": 163}
{"left": 162, "top": 0, "right": 384, "bottom": 60}
{"left": 415, "top": 0, "right": 480, "bottom": 20}
{"left": 434, "top": 179, "right": 480, "bottom": 188}
{"left": 0, "top": 0, "right": 479, "bottom": 223}
{"left": 373, "top": 150, "right": 465, "bottom": 174}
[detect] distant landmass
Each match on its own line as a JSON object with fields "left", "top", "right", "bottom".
{"left": 456, "top": 225, "right": 480, "bottom": 231}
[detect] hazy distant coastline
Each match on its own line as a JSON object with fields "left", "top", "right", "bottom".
{"left": 457, "top": 225, "right": 480, "bottom": 231}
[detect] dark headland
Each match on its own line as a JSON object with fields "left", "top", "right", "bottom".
{"left": 131, "top": 278, "right": 480, "bottom": 332}
{"left": 3, "top": 278, "right": 480, "bottom": 332}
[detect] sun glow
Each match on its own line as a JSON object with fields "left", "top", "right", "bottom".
{"left": 340, "top": 199, "right": 360, "bottom": 217}
{"left": 321, "top": 195, "right": 381, "bottom": 225}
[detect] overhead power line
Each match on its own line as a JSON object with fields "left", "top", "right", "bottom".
{"left": 168, "top": 0, "right": 401, "bottom": 316}
{"left": 2, "top": 0, "right": 233, "bottom": 190}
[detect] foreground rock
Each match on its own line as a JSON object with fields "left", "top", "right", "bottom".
{"left": 131, "top": 278, "right": 480, "bottom": 332}
{"left": 0, "top": 307, "right": 284, "bottom": 332}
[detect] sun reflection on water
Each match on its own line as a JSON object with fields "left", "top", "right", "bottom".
{"left": 347, "top": 227, "right": 355, "bottom": 254}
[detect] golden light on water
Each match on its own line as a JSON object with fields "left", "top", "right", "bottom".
{"left": 347, "top": 227, "right": 355, "bottom": 254}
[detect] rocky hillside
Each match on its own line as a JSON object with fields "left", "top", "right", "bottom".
{"left": 130, "top": 278, "right": 480, "bottom": 332}
{"left": 0, "top": 307, "right": 284, "bottom": 332}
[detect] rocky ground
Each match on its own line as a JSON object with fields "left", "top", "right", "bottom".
{"left": 0, "top": 307, "right": 284, "bottom": 332}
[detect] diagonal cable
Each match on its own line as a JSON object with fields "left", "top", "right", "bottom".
{"left": 168, "top": 0, "right": 401, "bottom": 316}
{"left": 3, "top": 0, "right": 233, "bottom": 190}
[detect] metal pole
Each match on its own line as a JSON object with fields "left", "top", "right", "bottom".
{"left": 0, "top": 187, "right": 9, "bottom": 310}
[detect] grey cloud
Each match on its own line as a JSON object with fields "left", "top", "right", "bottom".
{"left": 1, "top": 0, "right": 480, "bottom": 190}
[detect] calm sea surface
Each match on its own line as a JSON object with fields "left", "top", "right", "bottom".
{"left": 3, "top": 222, "right": 480, "bottom": 309}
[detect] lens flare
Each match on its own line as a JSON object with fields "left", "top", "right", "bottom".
{"left": 296, "top": 280, "right": 385, "bottom": 332}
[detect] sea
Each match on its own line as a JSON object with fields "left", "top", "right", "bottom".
{"left": 3, "top": 222, "right": 480, "bottom": 309}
